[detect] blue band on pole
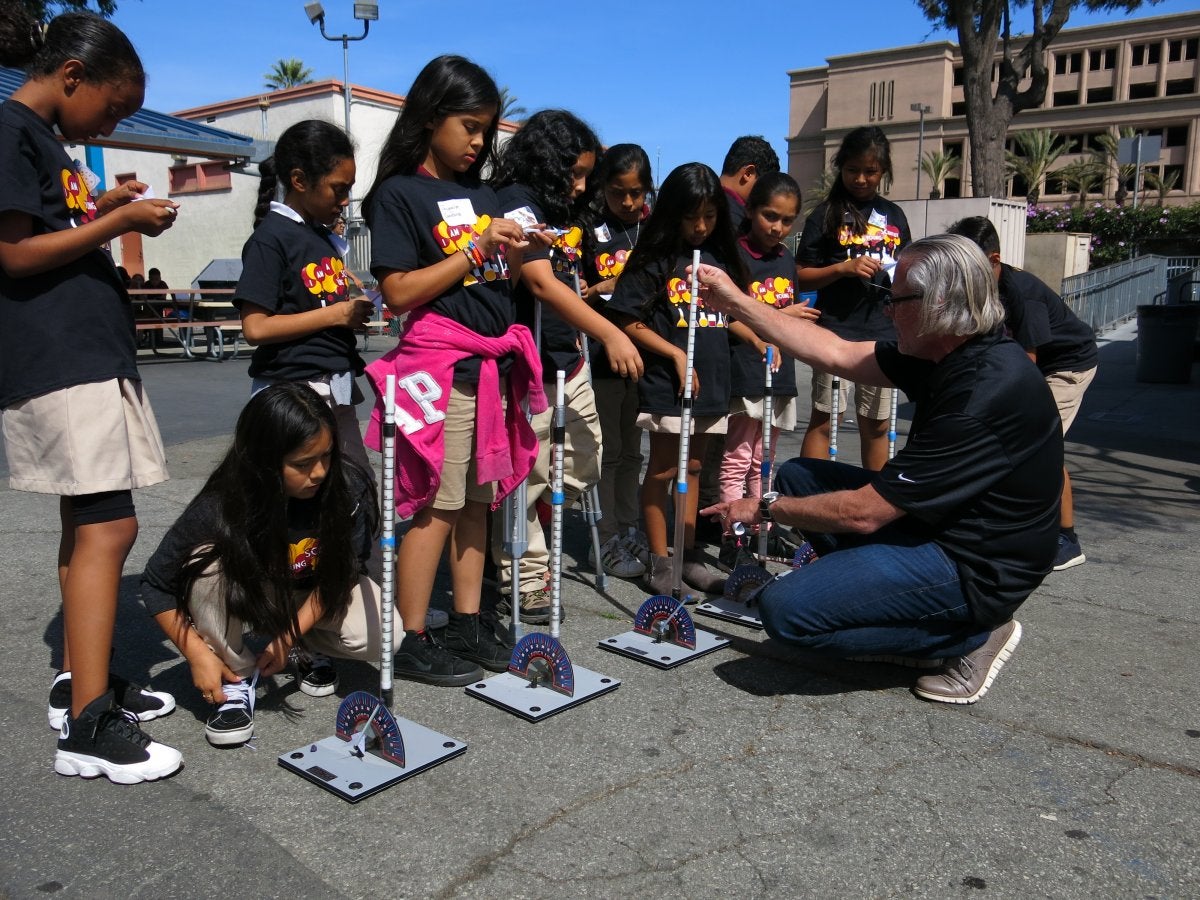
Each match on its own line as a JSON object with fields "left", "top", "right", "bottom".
{"left": 551, "top": 491, "right": 565, "bottom": 504}
{"left": 380, "top": 536, "right": 395, "bottom": 549}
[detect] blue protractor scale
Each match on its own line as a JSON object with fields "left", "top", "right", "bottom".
{"left": 279, "top": 691, "right": 466, "bottom": 802}
{"left": 334, "top": 690, "right": 405, "bottom": 765}
{"left": 599, "top": 595, "right": 729, "bottom": 669}
{"left": 695, "top": 568, "right": 771, "bottom": 630}
{"left": 507, "top": 632, "right": 575, "bottom": 697}
{"left": 633, "top": 594, "right": 697, "bottom": 649}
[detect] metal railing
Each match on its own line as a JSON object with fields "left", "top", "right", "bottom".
{"left": 1061, "top": 255, "right": 1169, "bottom": 333}
{"left": 1166, "top": 256, "right": 1200, "bottom": 282}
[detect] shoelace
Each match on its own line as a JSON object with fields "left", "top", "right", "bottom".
{"left": 90, "top": 707, "right": 151, "bottom": 749}
{"left": 218, "top": 670, "right": 259, "bottom": 715}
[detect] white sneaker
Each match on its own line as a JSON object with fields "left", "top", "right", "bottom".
{"left": 590, "top": 534, "right": 646, "bottom": 578}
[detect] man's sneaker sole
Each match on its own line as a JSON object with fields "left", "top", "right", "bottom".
{"left": 54, "top": 744, "right": 182, "bottom": 784}
{"left": 206, "top": 721, "right": 254, "bottom": 746}
{"left": 48, "top": 672, "right": 175, "bottom": 731}
{"left": 298, "top": 678, "right": 338, "bottom": 698}
{"left": 1052, "top": 552, "right": 1086, "bottom": 571}
{"left": 912, "top": 621, "right": 1022, "bottom": 705}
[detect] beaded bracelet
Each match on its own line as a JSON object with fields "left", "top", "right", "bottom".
{"left": 462, "top": 239, "right": 486, "bottom": 270}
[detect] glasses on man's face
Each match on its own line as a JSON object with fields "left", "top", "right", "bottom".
{"left": 881, "top": 290, "right": 923, "bottom": 310}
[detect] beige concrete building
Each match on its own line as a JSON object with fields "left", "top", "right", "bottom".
{"left": 787, "top": 10, "right": 1200, "bottom": 208}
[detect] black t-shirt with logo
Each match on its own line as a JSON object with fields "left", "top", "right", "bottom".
{"left": 606, "top": 250, "right": 731, "bottom": 417}
{"left": 497, "top": 183, "right": 584, "bottom": 376}
{"left": 872, "top": 331, "right": 1063, "bottom": 625}
{"left": 0, "top": 99, "right": 137, "bottom": 408}
{"left": 730, "top": 238, "right": 799, "bottom": 399}
{"left": 368, "top": 173, "right": 514, "bottom": 381}
{"left": 583, "top": 210, "right": 641, "bottom": 381}
{"left": 796, "top": 196, "right": 911, "bottom": 341}
{"left": 234, "top": 211, "right": 364, "bottom": 381}
{"left": 998, "top": 264, "right": 1097, "bottom": 375}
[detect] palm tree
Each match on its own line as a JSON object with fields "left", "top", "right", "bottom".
{"left": 1091, "top": 128, "right": 1137, "bottom": 207}
{"left": 1144, "top": 169, "right": 1180, "bottom": 205}
{"left": 919, "top": 150, "right": 962, "bottom": 199}
{"left": 803, "top": 169, "right": 838, "bottom": 214}
{"left": 1005, "top": 129, "right": 1066, "bottom": 206}
{"left": 498, "top": 87, "right": 527, "bottom": 123}
{"left": 264, "top": 59, "right": 314, "bottom": 91}
{"left": 1053, "top": 159, "right": 1103, "bottom": 208}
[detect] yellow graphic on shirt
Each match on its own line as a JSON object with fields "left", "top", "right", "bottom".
{"left": 300, "top": 256, "right": 349, "bottom": 305}
{"left": 667, "top": 276, "right": 726, "bottom": 329}
{"left": 550, "top": 226, "right": 584, "bottom": 276}
{"left": 750, "top": 275, "right": 794, "bottom": 308}
{"left": 60, "top": 168, "right": 97, "bottom": 225}
{"left": 837, "top": 221, "right": 903, "bottom": 265}
{"left": 290, "top": 537, "right": 320, "bottom": 577}
{"left": 595, "top": 248, "right": 630, "bottom": 279}
{"left": 433, "top": 214, "right": 507, "bottom": 285}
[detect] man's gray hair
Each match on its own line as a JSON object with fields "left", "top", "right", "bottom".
{"left": 900, "top": 234, "right": 1005, "bottom": 338}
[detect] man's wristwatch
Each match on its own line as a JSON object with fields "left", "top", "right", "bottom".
{"left": 760, "top": 491, "right": 780, "bottom": 520}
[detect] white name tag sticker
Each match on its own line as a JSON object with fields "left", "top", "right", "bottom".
{"left": 504, "top": 205, "right": 540, "bottom": 230}
{"left": 868, "top": 209, "right": 887, "bottom": 229}
{"left": 437, "top": 198, "right": 477, "bottom": 226}
{"left": 593, "top": 223, "right": 612, "bottom": 243}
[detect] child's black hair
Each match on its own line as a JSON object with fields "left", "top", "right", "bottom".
{"left": 177, "top": 383, "right": 378, "bottom": 645}
{"left": 720, "top": 135, "right": 780, "bottom": 178}
{"left": 587, "top": 142, "right": 655, "bottom": 221}
{"left": 946, "top": 215, "right": 1001, "bottom": 257}
{"left": 489, "top": 109, "right": 601, "bottom": 227}
{"left": 823, "top": 126, "right": 894, "bottom": 237}
{"left": 363, "top": 55, "right": 500, "bottom": 225}
{"left": 0, "top": 2, "right": 143, "bottom": 85}
{"left": 739, "top": 171, "right": 803, "bottom": 236}
{"left": 623, "top": 162, "right": 747, "bottom": 317}
{"left": 253, "top": 119, "right": 354, "bottom": 228}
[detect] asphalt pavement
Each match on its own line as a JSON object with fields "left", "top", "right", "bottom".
{"left": 0, "top": 322, "right": 1197, "bottom": 899}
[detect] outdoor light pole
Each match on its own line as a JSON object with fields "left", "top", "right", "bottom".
{"left": 304, "top": 2, "right": 378, "bottom": 218}
{"left": 910, "top": 102, "right": 931, "bottom": 200}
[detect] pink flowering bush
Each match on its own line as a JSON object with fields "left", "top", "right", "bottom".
{"left": 1025, "top": 202, "right": 1200, "bottom": 267}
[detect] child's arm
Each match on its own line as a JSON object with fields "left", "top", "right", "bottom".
{"left": 613, "top": 311, "right": 699, "bottom": 397}
{"left": 377, "top": 218, "right": 528, "bottom": 315}
{"left": 240, "top": 296, "right": 374, "bottom": 345}
{"left": 0, "top": 201, "right": 179, "bottom": 279}
{"left": 521, "top": 258, "right": 643, "bottom": 379}
{"left": 728, "top": 320, "right": 782, "bottom": 372}
{"left": 152, "top": 609, "right": 243, "bottom": 704}
{"left": 255, "top": 591, "right": 327, "bottom": 677}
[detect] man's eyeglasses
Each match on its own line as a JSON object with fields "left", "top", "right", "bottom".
{"left": 880, "top": 290, "right": 923, "bottom": 310}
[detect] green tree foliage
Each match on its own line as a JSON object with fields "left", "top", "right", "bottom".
{"left": 920, "top": 149, "right": 962, "bottom": 198}
{"left": 1026, "top": 201, "right": 1200, "bottom": 266}
{"left": 1005, "top": 128, "right": 1066, "bottom": 205}
{"left": 1054, "top": 158, "right": 1103, "bottom": 207}
{"left": 914, "top": 1, "right": 1160, "bottom": 198}
{"left": 1091, "top": 128, "right": 1137, "bottom": 206}
{"left": 498, "top": 86, "right": 526, "bottom": 123}
{"left": 264, "top": 58, "right": 314, "bottom": 91}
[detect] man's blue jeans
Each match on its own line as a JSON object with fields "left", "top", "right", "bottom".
{"left": 759, "top": 459, "right": 991, "bottom": 659}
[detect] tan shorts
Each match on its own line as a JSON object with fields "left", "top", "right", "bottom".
{"left": 432, "top": 381, "right": 497, "bottom": 511}
{"left": 637, "top": 412, "right": 728, "bottom": 435}
{"left": 2, "top": 377, "right": 168, "bottom": 495}
{"left": 810, "top": 370, "right": 893, "bottom": 420}
{"left": 1046, "top": 366, "right": 1097, "bottom": 435}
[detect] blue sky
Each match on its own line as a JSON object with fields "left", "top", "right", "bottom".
{"left": 108, "top": 0, "right": 1195, "bottom": 181}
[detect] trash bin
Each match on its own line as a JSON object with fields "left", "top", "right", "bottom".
{"left": 1136, "top": 304, "right": 1200, "bottom": 384}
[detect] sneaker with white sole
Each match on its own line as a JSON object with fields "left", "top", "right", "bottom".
{"left": 1052, "top": 532, "right": 1086, "bottom": 571}
{"left": 296, "top": 652, "right": 338, "bottom": 697}
{"left": 912, "top": 620, "right": 1022, "bottom": 704}
{"left": 620, "top": 528, "right": 650, "bottom": 568}
{"left": 48, "top": 670, "right": 175, "bottom": 731}
{"left": 55, "top": 690, "right": 182, "bottom": 783}
{"left": 590, "top": 534, "right": 646, "bottom": 578}
{"left": 205, "top": 674, "right": 257, "bottom": 746}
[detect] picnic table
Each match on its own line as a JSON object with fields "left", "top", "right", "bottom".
{"left": 129, "top": 287, "right": 242, "bottom": 360}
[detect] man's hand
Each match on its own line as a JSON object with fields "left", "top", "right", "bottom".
{"left": 700, "top": 497, "right": 761, "bottom": 533}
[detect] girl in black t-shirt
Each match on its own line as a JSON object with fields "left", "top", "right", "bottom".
{"left": 363, "top": 56, "right": 530, "bottom": 686}
{"left": 0, "top": 5, "right": 182, "bottom": 783}
{"left": 607, "top": 163, "right": 745, "bottom": 597}
{"left": 722, "top": 174, "right": 817, "bottom": 513}
{"left": 235, "top": 120, "right": 375, "bottom": 471}
{"left": 145, "top": 384, "right": 381, "bottom": 748}
{"left": 795, "top": 127, "right": 909, "bottom": 471}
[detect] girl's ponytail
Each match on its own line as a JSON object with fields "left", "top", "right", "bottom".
{"left": 253, "top": 156, "right": 279, "bottom": 229}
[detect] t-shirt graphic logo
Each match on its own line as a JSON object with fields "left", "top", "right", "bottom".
{"left": 289, "top": 537, "right": 320, "bottom": 577}
{"left": 838, "top": 219, "right": 902, "bottom": 267}
{"left": 300, "top": 256, "right": 349, "bottom": 305}
{"left": 550, "top": 226, "right": 584, "bottom": 276}
{"left": 595, "top": 248, "right": 629, "bottom": 279}
{"left": 60, "top": 168, "right": 97, "bottom": 225}
{"left": 433, "top": 215, "right": 506, "bottom": 285}
{"left": 668, "top": 276, "right": 726, "bottom": 329}
{"left": 751, "top": 275, "right": 794, "bottom": 308}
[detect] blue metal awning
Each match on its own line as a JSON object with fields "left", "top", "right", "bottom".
{"left": 1, "top": 67, "right": 256, "bottom": 161}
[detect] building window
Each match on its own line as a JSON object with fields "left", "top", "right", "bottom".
{"left": 1168, "top": 39, "right": 1183, "bottom": 62}
{"left": 1187, "top": 37, "right": 1198, "bottom": 61}
{"left": 951, "top": 100, "right": 967, "bottom": 117}
{"left": 868, "top": 79, "right": 894, "bottom": 121}
{"left": 1086, "top": 86, "right": 1114, "bottom": 104}
{"left": 1054, "top": 51, "right": 1082, "bottom": 75}
{"left": 1164, "top": 124, "right": 1189, "bottom": 147}
{"left": 1128, "top": 81, "right": 1158, "bottom": 100}
{"left": 168, "top": 161, "right": 232, "bottom": 195}
{"left": 1053, "top": 90, "right": 1079, "bottom": 107}
{"left": 1132, "top": 43, "right": 1161, "bottom": 66}
{"left": 1161, "top": 164, "right": 1184, "bottom": 190}
{"left": 1089, "top": 47, "right": 1116, "bottom": 70}
{"left": 952, "top": 66, "right": 963, "bottom": 86}
{"left": 1165, "top": 78, "right": 1196, "bottom": 97}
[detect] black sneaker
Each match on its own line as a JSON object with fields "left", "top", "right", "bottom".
{"left": 55, "top": 690, "right": 182, "bottom": 783}
{"left": 393, "top": 630, "right": 483, "bottom": 686}
{"left": 205, "top": 676, "right": 257, "bottom": 746}
{"left": 296, "top": 652, "right": 339, "bottom": 697}
{"left": 48, "top": 670, "right": 176, "bottom": 731}
{"left": 1052, "top": 532, "right": 1086, "bottom": 571}
{"left": 442, "top": 612, "right": 512, "bottom": 673}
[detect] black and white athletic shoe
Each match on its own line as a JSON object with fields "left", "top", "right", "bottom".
{"left": 48, "top": 671, "right": 175, "bottom": 731}
{"left": 204, "top": 676, "right": 257, "bottom": 746}
{"left": 296, "top": 652, "right": 339, "bottom": 697}
{"left": 54, "top": 690, "right": 182, "bottom": 784}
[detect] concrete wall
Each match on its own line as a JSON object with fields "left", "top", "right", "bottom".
{"left": 894, "top": 197, "right": 1028, "bottom": 267}
{"left": 1025, "top": 232, "right": 1093, "bottom": 293}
